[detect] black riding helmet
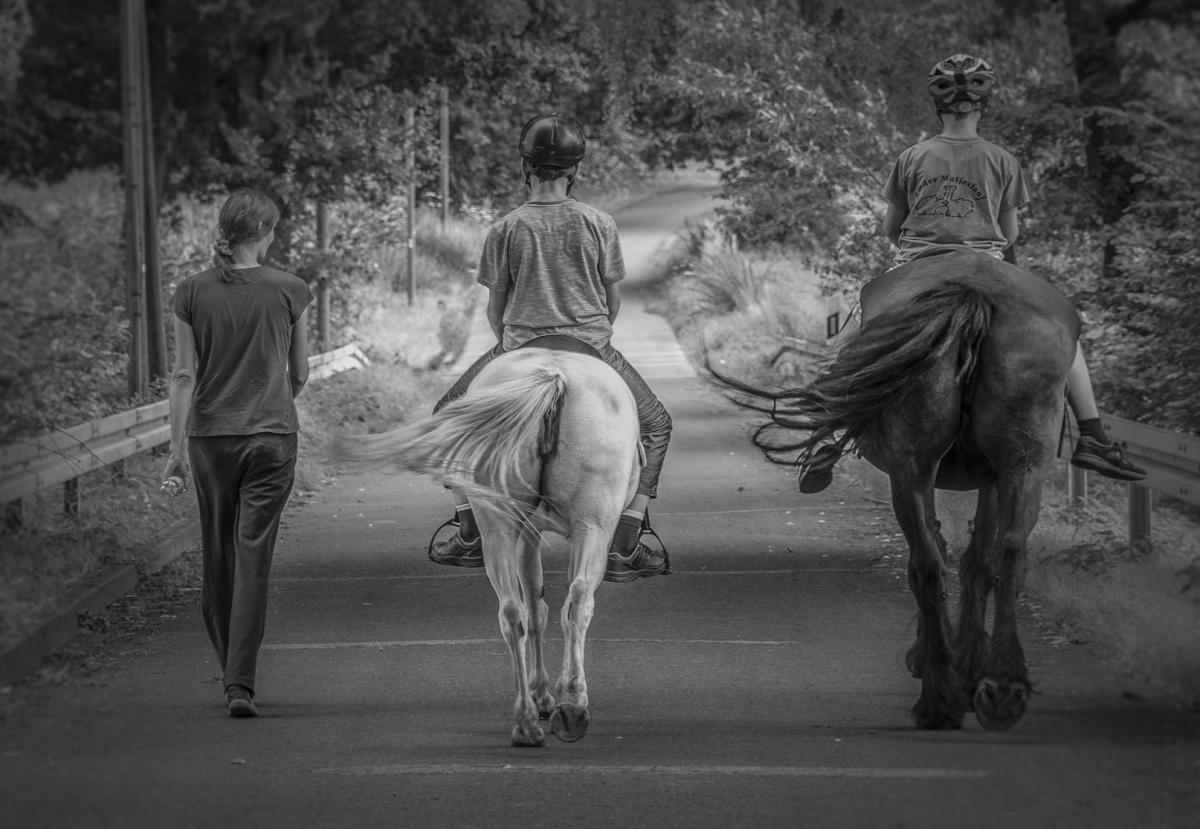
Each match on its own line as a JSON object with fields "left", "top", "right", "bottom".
{"left": 518, "top": 113, "right": 587, "bottom": 168}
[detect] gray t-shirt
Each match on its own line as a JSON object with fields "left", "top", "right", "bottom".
{"left": 476, "top": 199, "right": 625, "bottom": 350}
{"left": 173, "top": 265, "right": 313, "bottom": 436}
{"left": 883, "top": 136, "right": 1030, "bottom": 265}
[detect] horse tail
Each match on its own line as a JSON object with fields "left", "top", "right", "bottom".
{"left": 715, "top": 281, "right": 994, "bottom": 465}
{"left": 332, "top": 366, "right": 567, "bottom": 502}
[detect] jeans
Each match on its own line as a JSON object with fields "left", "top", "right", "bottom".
{"left": 435, "top": 342, "right": 672, "bottom": 497}
{"left": 189, "top": 432, "right": 297, "bottom": 694}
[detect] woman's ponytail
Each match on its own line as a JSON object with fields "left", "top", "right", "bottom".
{"left": 213, "top": 189, "right": 281, "bottom": 282}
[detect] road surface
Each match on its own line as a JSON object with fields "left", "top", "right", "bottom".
{"left": 2, "top": 185, "right": 1197, "bottom": 829}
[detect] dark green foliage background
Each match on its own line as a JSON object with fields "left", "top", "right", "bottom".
{"left": 1, "top": 0, "right": 1196, "bottom": 434}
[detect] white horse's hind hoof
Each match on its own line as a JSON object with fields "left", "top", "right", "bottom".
{"left": 511, "top": 723, "right": 545, "bottom": 747}
{"left": 550, "top": 704, "right": 589, "bottom": 742}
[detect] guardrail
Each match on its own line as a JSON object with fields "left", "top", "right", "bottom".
{"left": 0, "top": 343, "right": 370, "bottom": 525}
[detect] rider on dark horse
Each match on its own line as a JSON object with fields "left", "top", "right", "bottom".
{"left": 427, "top": 113, "right": 673, "bottom": 583}
{"left": 799, "top": 53, "right": 1146, "bottom": 493}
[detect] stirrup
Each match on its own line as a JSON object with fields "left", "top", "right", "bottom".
{"left": 638, "top": 512, "right": 671, "bottom": 575}
{"left": 427, "top": 516, "right": 460, "bottom": 559}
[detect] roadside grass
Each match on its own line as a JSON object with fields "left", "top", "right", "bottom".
{"left": 646, "top": 221, "right": 1200, "bottom": 709}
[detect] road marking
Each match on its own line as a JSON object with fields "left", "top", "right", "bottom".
{"left": 272, "top": 568, "right": 870, "bottom": 584}
{"left": 264, "top": 636, "right": 818, "bottom": 651}
{"left": 656, "top": 505, "right": 879, "bottom": 515}
{"left": 314, "top": 763, "right": 988, "bottom": 780}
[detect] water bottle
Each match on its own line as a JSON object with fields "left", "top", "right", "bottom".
{"left": 161, "top": 476, "right": 185, "bottom": 496}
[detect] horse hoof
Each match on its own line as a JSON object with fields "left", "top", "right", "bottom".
{"left": 510, "top": 724, "right": 545, "bottom": 747}
{"left": 550, "top": 704, "right": 589, "bottom": 743}
{"left": 536, "top": 694, "right": 558, "bottom": 721}
{"left": 973, "top": 678, "right": 1029, "bottom": 732}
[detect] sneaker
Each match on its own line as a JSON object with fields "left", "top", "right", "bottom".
{"left": 798, "top": 443, "right": 842, "bottom": 494}
{"left": 1070, "top": 435, "right": 1147, "bottom": 482}
{"left": 226, "top": 685, "right": 258, "bottom": 718}
{"left": 604, "top": 541, "right": 669, "bottom": 583}
{"left": 429, "top": 529, "right": 484, "bottom": 567}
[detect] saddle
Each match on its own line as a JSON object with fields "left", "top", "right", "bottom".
{"left": 517, "top": 334, "right": 603, "bottom": 360}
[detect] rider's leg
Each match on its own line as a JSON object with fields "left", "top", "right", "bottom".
{"left": 596, "top": 345, "right": 672, "bottom": 580}
{"left": 429, "top": 344, "right": 505, "bottom": 565}
{"left": 1066, "top": 343, "right": 1146, "bottom": 481}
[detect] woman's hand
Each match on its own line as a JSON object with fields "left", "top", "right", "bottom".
{"left": 161, "top": 452, "right": 191, "bottom": 495}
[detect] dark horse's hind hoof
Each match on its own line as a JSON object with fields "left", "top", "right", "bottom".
{"left": 973, "top": 678, "right": 1029, "bottom": 732}
{"left": 550, "top": 703, "right": 589, "bottom": 742}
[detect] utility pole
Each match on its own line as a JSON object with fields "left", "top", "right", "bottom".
{"left": 406, "top": 106, "right": 416, "bottom": 305}
{"left": 440, "top": 85, "right": 450, "bottom": 227}
{"left": 119, "top": 0, "right": 148, "bottom": 396}
{"left": 138, "top": 0, "right": 165, "bottom": 382}
{"left": 316, "top": 203, "right": 331, "bottom": 352}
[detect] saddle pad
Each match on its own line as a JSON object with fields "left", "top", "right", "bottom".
{"left": 518, "top": 334, "right": 604, "bottom": 360}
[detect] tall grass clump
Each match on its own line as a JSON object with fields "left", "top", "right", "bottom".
{"left": 647, "top": 219, "right": 827, "bottom": 387}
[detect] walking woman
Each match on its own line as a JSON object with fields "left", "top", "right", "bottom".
{"left": 162, "top": 189, "right": 314, "bottom": 718}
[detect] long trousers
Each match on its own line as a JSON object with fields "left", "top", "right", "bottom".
{"left": 435, "top": 342, "right": 672, "bottom": 498}
{"left": 188, "top": 433, "right": 297, "bottom": 694}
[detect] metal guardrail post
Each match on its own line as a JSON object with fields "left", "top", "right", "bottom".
{"left": 1067, "top": 464, "right": 1087, "bottom": 505}
{"left": 1129, "top": 483, "right": 1152, "bottom": 545}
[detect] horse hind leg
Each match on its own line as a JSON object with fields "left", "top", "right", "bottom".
{"left": 974, "top": 475, "right": 1039, "bottom": 732}
{"left": 894, "top": 483, "right": 969, "bottom": 730}
{"left": 482, "top": 521, "right": 546, "bottom": 747}
{"left": 954, "top": 485, "right": 999, "bottom": 702}
{"left": 520, "top": 533, "right": 556, "bottom": 721}
{"left": 551, "top": 522, "right": 610, "bottom": 743}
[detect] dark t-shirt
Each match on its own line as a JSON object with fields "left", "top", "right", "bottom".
{"left": 172, "top": 265, "right": 314, "bottom": 436}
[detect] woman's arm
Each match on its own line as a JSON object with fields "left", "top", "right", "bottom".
{"left": 163, "top": 317, "right": 197, "bottom": 488}
{"left": 289, "top": 309, "right": 310, "bottom": 399}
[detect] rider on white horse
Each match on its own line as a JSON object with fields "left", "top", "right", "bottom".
{"left": 798, "top": 53, "right": 1146, "bottom": 494}
{"left": 429, "top": 113, "right": 673, "bottom": 583}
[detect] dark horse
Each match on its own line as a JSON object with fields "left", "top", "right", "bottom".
{"left": 716, "top": 250, "right": 1079, "bottom": 731}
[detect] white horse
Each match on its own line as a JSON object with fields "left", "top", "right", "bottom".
{"left": 335, "top": 344, "right": 642, "bottom": 746}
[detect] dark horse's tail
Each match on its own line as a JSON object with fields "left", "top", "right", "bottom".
{"left": 711, "top": 281, "right": 994, "bottom": 468}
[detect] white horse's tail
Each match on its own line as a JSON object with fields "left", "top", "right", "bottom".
{"left": 333, "top": 365, "right": 567, "bottom": 503}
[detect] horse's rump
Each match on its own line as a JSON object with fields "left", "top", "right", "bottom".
{"left": 333, "top": 348, "right": 640, "bottom": 522}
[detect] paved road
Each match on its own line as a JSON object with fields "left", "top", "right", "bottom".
{"left": 3, "top": 186, "right": 1198, "bottom": 828}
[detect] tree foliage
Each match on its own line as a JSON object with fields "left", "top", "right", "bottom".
{"left": 1, "top": 0, "right": 1196, "bottom": 433}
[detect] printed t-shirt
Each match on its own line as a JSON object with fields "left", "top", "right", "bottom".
{"left": 476, "top": 199, "right": 625, "bottom": 350}
{"left": 172, "top": 265, "right": 314, "bottom": 436}
{"left": 883, "top": 136, "right": 1030, "bottom": 265}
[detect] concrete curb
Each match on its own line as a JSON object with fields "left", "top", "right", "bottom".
{"left": 0, "top": 517, "right": 200, "bottom": 686}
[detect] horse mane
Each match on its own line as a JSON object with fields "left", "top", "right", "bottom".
{"left": 712, "top": 280, "right": 994, "bottom": 468}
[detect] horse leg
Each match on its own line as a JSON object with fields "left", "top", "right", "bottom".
{"left": 904, "top": 518, "right": 949, "bottom": 678}
{"left": 519, "top": 532, "right": 556, "bottom": 720}
{"left": 974, "top": 474, "right": 1039, "bottom": 731}
{"left": 894, "top": 480, "right": 967, "bottom": 729}
{"left": 954, "top": 485, "right": 999, "bottom": 703}
{"left": 551, "top": 522, "right": 610, "bottom": 743}
{"left": 480, "top": 519, "right": 545, "bottom": 747}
